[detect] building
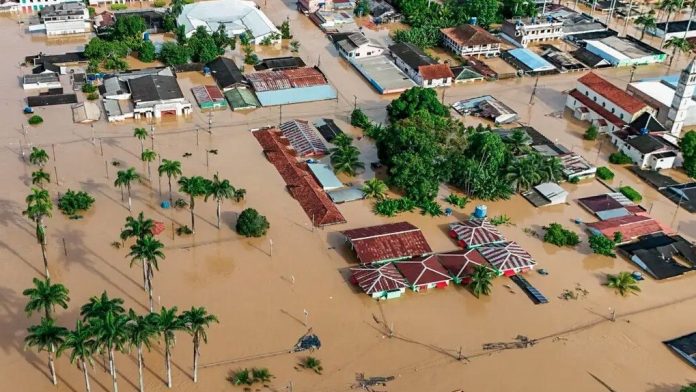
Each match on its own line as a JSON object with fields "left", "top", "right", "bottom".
{"left": 349, "top": 55, "right": 416, "bottom": 94}
{"left": 503, "top": 48, "right": 557, "bottom": 74}
{"left": 435, "top": 249, "right": 493, "bottom": 285}
{"left": 94, "top": 9, "right": 166, "bottom": 34}
{"left": 71, "top": 101, "right": 100, "bottom": 123}
{"left": 452, "top": 95, "right": 518, "bottom": 124}
{"left": 618, "top": 233, "right": 696, "bottom": 280}
{"left": 628, "top": 74, "right": 696, "bottom": 135}
{"left": 350, "top": 263, "right": 409, "bottom": 299}
{"left": 191, "top": 85, "right": 226, "bottom": 110}
{"left": 313, "top": 118, "right": 344, "bottom": 142}
{"left": 333, "top": 32, "right": 384, "bottom": 59}
{"left": 127, "top": 75, "right": 192, "bottom": 119}
{"left": 176, "top": 0, "right": 280, "bottom": 44}
{"left": 478, "top": 241, "right": 536, "bottom": 276}
{"left": 610, "top": 131, "right": 679, "bottom": 171}
{"left": 571, "top": 47, "right": 611, "bottom": 68}
{"left": 544, "top": 7, "right": 607, "bottom": 36}
{"left": 26, "top": 51, "right": 88, "bottom": 74}
{"left": 665, "top": 331, "right": 696, "bottom": 368}
{"left": 651, "top": 19, "right": 696, "bottom": 40}
{"left": 566, "top": 72, "right": 652, "bottom": 133}
{"left": 207, "top": 57, "right": 246, "bottom": 92}
{"left": 666, "top": 60, "right": 696, "bottom": 137}
{"left": 22, "top": 73, "right": 61, "bottom": 90}
{"left": 584, "top": 36, "right": 666, "bottom": 67}
{"left": 540, "top": 45, "right": 587, "bottom": 72}
{"left": 501, "top": 16, "right": 564, "bottom": 48}
{"left": 450, "top": 66, "right": 484, "bottom": 84}
{"left": 440, "top": 25, "right": 502, "bottom": 57}
{"left": 577, "top": 193, "right": 646, "bottom": 221}
{"left": 394, "top": 256, "right": 452, "bottom": 292}
{"left": 279, "top": 119, "right": 328, "bottom": 157}
{"left": 586, "top": 215, "right": 666, "bottom": 243}
{"left": 388, "top": 42, "right": 454, "bottom": 87}
{"left": 522, "top": 182, "right": 569, "bottom": 207}
{"left": 246, "top": 67, "right": 337, "bottom": 106}
{"left": 29, "top": 2, "right": 89, "bottom": 36}
{"left": 20, "top": 0, "right": 75, "bottom": 12}
{"left": 307, "top": 163, "right": 343, "bottom": 191}
{"left": 449, "top": 219, "right": 505, "bottom": 249}
{"left": 341, "top": 222, "right": 432, "bottom": 264}
{"left": 254, "top": 56, "right": 306, "bottom": 71}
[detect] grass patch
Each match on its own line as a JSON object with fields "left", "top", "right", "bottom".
{"left": 619, "top": 186, "right": 642, "bottom": 202}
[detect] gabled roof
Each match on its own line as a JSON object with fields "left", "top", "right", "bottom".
{"left": 577, "top": 72, "right": 647, "bottom": 113}
{"left": 435, "top": 249, "right": 491, "bottom": 280}
{"left": 478, "top": 241, "right": 536, "bottom": 272}
{"left": 626, "top": 134, "right": 669, "bottom": 154}
{"left": 449, "top": 219, "right": 504, "bottom": 248}
{"left": 665, "top": 331, "right": 696, "bottom": 368}
{"left": 418, "top": 64, "right": 454, "bottom": 80}
{"left": 342, "top": 222, "right": 432, "bottom": 264}
{"left": 394, "top": 256, "right": 451, "bottom": 287}
{"left": 207, "top": 57, "right": 245, "bottom": 89}
{"left": 629, "top": 111, "right": 667, "bottom": 133}
{"left": 351, "top": 264, "right": 408, "bottom": 295}
{"left": 440, "top": 25, "right": 501, "bottom": 47}
{"left": 618, "top": 233, "right": 696, "bottom": 279}
{"left": 388, "top": 42, "right": 435, "bottom": 71}
{"left": 279, "top": 119, "right": 328, "bottom": 157}
{"left": 128, "top": 75, "right": 184, "bottom": 102}
{"left": 568, "top": 89, "right": 626, "bottom": 127}
{"left": 587, "top": 215, "right": 664, "bottom": 240}
{"left": 254, "top": 56, "right": 306, "bottom": 71}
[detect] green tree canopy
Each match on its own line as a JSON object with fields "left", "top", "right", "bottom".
{"left": 386, "top": 87, "right": 449, "bottom": 121}
{"left": 159, "top": 42, "right": 192, "bottom": 65}
{"left": 236, "top": 208, "right": 270, "bottom": 237}
{"left": 680, "top": 130, "right": 696, "bottom": 178}
{"left": 110, "top": 15, "right": 147, "bottom": 41}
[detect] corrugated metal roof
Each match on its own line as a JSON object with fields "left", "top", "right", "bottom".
{"left": 328, "top": 187, "right": 365, "bottom": 203}
{"left": 478, "top": 241, "right": 536, "bottom": 273}
{"left": 279, "top": 120, "right": 328, "bottom": 157}
{"left": 307, "top": 163, "right": 343, "bottom": 190}
{"left": 255, "top": 85, "right": 338, "bottom": 106}
{"left": 394, "top": 256, "right": 451, "bottom": 288}
{"left": 449, "top": 219, "right": 505, "bottom": 248}
{"left": 342, "top": 222, "right": 432, "bottom": 264}
{"left": 351, "top": 264, "right": 408, "bottom": 295}
{"left": 508, "top": 48, "right": 556, "bottom": 72}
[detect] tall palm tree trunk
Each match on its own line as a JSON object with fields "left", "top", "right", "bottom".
{"left": 142, "top": 260, "right": 149, "bottom": 293}
{"left": 216, "top": 200, "right": 221, "bottom": 229}
{"left": 193, "top": 337, "right": 200, "bottom": 383}
{"left": 685, "top": 7, "right": 694, "bottom": 40}
{"left": 661, "top": 11, "right": 673, "bottom": 48}
{"left": 641, "top": 26, "right": 646, "bottom": 40}
{"left": 137, "top": 345, "right": 145, "bottom": 392}
{"left": 147, "top": 163, "right": 151, "bottom": 180}
{"left": 189, "top": 197, "right": 195, "bottom": 233}
{"left": 37, "top": 219, "right": 49, "bottom": 278}
{"left": 165, "top": 341, "right": 173, "bottom": 388}
{"left": 109, "top": 348, "right": 119, "bottom": 392}
{"left": 167, "top": 177, "right": 173, "bottom": 204}
{"left": 147, "top": 266, "right": 154, "bottom": 313}
{"left": 120, "top": 186, "right": 124, "bottom": 202}
{"left": 40, "top": 241, "right": 49, "bottom": 279}
{"left": 81, "top": 359, "right": 92, "bottom": 392}
{"left": 140, "top": 140, "right": 144, "bottom": 156}
{"left": 127, "top": 184, "right": 132, "bottom": 212}
{"left": 48, "top": 345, "right": 57, "bottom": 385}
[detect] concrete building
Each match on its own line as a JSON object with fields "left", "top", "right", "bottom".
{"left": 651, "top": 20, "right": 696, "bottom": 40}
{"left": 584, "top": 36, "right": 666, "bottom": 67}
{"left": 566, "top": 72, "right": 653, "bottom": 132}
{"left": 22, "top": 73, "right": 61, "bottom": 90}
{"left": 28, "top": 1, "right": 89, "bottom": 36}
{"left": 501, "top": 16, "right": 563, "bottom": 48}
{"left": 666, "top": 60, "right": 696, "bottom": 137}
{"left": 627, "top": 73, "right": 696, "bottom": 134}
{"left": 612, "top": 133, "right": 679, "bottom": 170}
{"left": 19, "top": 0, "right": 75, "bottom": 12}
{"left": 440, "top": 25, "right": 501, "bottom": 57}
{"left": 127, "top": 75, "right": 192, "bottom": 119}
{"left": 176, "top": 0, "right": 279, "bottom": 44}
{"left": 333, "top": 32, "right": 384, "bottom": 59}
{"left": 389, "top": 42, "right": 453, "bottom": 87}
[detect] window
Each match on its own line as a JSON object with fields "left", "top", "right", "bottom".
{"left": 619, "top": 113, "right": 624, "bottom": 119}
{"left": 593, "top": 96, "right": 597, "bottom": 102}
{"left": 585, "top": 91, "right": 589, "bottom": 96}
{"left": 611, "top": 108, "right": 615, "bottom": 113}
{"left": 602, "top": 102, "right": 605, "bottom": 107}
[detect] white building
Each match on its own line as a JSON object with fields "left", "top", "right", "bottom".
{"left": 128, "top": 75, "right": 192, "bottom": 119}
{"left": 333, "top": 32, "right": 384, "bottom": 59}
{"left": 566, "top": 72, "right": 652, "bottom": 133}
{"left": 22, "top": 73, "right": 61, "bottom": 90}
{"left": 583, "top": 36, "right": 666, "bottom": 67}
{"left": 389, "top": 42, "right": 453, "bottom": 87}
{"left": 666, "top": 60, "right": 696, "bottom": 137}
{"left": 611, "top": 133, "right": 678, "bottom": 170}
{"left": 176, "top": 0, "right": 280, "bottom": 44}
{"left": 501, "top": 16, "right": 564, "bottom": 48}
{"left": 28, "top": 2, "right": 89, "bottom": 36}
{"left": 440, "top": 25, "right": 501, "bottom": 57}
{"left": 650, "top": 20, "right": 696, "bottom": 40}
{"left": 19, "top": 0, "right": 75, "bottom": 12}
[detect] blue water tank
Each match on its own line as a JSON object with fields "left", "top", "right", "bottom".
{"left": 144, "top": 32, "right": 150, "bottom": 41}
{"left": 161, "top": 200, "right": 171, "bottom": 209}
{"left": 473, "top": 205, "right": 487, "bottom": 219}
{"left": 470, "top": 17, "right": 478, "bottom": 25}
{"left": 640, "top": 127, "right": 648, "bottom": 135}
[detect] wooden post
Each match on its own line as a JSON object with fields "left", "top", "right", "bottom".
{"left": 105, "top": 160, "right": 109, "bottom": 179}
{"left": 196, "top": 128, "right": 199, "bottom": 146}
{"left": 269, "top": 238, "right": 273, "bottom": 257}
{"left": 52, "top": 144, "right": 56, "bottom": 161}
{"left": 99, "top": 139, "right": 104, "bottom": 156}
{"left": 172, "top": 222, "right": 175, "bottom": 240}
{"left": 62, "top": 238, "right": 67, "bottom": 257}
{"left": 53, "top": 166, "right": 59, "bottom": 185}
{"left": 19, "top": 139, "right": 25, "bottom": 162}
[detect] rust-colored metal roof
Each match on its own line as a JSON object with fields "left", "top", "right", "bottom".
{"left": 394, "top": 255, "right": 451, "bottom": 287}
{"left": 587, "top": 215, "right": 664, "bottom": 240}
{"left": 341, "top": 222, "right": 432, "bottom": 264}
{"left": 418, "top": 64, "right": 454, "bottom": 81}
{"left": 247, "top": 67, "right": 328, "bottom": 91}
{"left": 351, "top": 263, "right": 408, "bottom": 295}
{"left": 440, "top": 25, "right": 501, "bottom": 47}
{"left": 282, "top": 67, "right": 329, "bottom": 88}
{"left": 435, "top": 249, "right": 491, "bottom": 280}
{"left": 577, "top": 72, "right": 647, "bottom": 114}
{"left": 252, "top": 128, "right": 345, "bottom": 227}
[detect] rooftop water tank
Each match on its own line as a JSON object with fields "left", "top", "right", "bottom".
{"left": 473, "top": 205, "right": 487, "bottom": 219}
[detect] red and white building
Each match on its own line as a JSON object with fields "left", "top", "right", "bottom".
{"left": 449, "top": 219, "right": 505, "bottom": 249}
{"left": 394, "top": 256, "right": 452, "bottom": 292}
{"left": 435, "top": 249, "right": 494, "bottom": 285}
{"left": 566, "top": 72, "right": 653, "bottom": 133}
{"left": 478, "top": 241, "right": 536, "bottom": 276}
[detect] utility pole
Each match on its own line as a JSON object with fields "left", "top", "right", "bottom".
{"left": 629, "top": 64, "right": 637, "bottom": 83}
{"left": 207, "top": 111, "right": 213, "bottom": 134}
{"left": 353, "top": 95, "right": 357, "bottom": 111}
{"left": 196, "top": 128, "right": 199, "bottom": 146}
{"left": 672, "top": 192, "right": 685, "bottom": 226}
{"left": 91, "top": 123, "right": 95, "bottom": 145}
{"left": 529, "top": 75, "right": 539, "bottom": 105}
{"left": 441, "top": 87, "right": 446, "bottom": 104}
{"left": 623, "top": 0, "right": 634, "bottom": 35}
{"left": 279, "top": 104, "right": 283, "bottom": 125}
{"left": 150, "top": 123, "right": 155, "bottom": 150}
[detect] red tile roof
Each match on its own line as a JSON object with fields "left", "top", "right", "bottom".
{"left": 478, "top": 241, "right": 536, "bottom": 273}
{"left": 569, "top": 89, "right": 626, "bottom": 127}
{"left": 341, "top": 222, "right": 432, "bottom": 264}
{"left": 351, "top": 264, "right": 408, "bottom": 295}
{"left": 440, "top": 25, "right": 501, "bottom": 47}
{"left": 587, "top": 215, "right": 663, "bottom": 241}
{"left": 393, "top": 256, "right": 451, "bottom": 288}
{"left": 252, "top": 128, "right": 346, "bottom": 227}
{"left": 577, "top": 72, "right": 647, "bottom": 114}
{"left": 418, "top": 64, "right": 454, "bottom": 81}
{"left": 434, "top": 249, "right": 492, "bottom": 281}
{"left": 449, "top": 219, "right": 505, "bottom": 248}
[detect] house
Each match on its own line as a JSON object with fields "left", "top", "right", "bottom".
{"left": 348, "top": 55, "right": 416, "bottom": 94}
{"left": 27, "top": 93, "right": 78, "bottom": 107}
{"left": 611, "top": 133, "right": 679, "bottom": 170}
{"left": 71, "top": 101, "right": 101, "bottom": 123}
{"left": 176, "top": 0, "right": 280, "bottom": 44}
{"left": 307, "top": 163, "right": 343, "bottom": 191}
{"left": 23, "top": 73, "right": 61, "bottom": 90}
{"left": 254, "top": 56, "right": 306, "bottom": 71}
{"left": 341, "top": 222, "right": 432, "bottom": 264}
{"left": 191, "top": 85, "right": 226, "bottom": 110}
{"left": 278, "top": 119, "right": 328, "bottom": 157}
{"left": 328, "top": 187, "right": 365, "bottom": 203}
{"left": 29, "top": 2, "right": 90, "bottom": 36}
{"left": 309, "top": 10, "right": 356, "bottom": 33}
{"left": 224, "top": 87, "right": 260, "bottom": 111}
{"left": 627, "top": 76, "right": 696, "bottom": 132}
{"left": 435, "top": 249, "right": 493, "bottom": 284}
{"left": 559, "top": 153, "right": 597, "bottom": 180}
{"left": 127, "top": 75, "right": 192, "bottom": 119}
{"left": 665, "top": 332, "right": 696, "bottom": 368}
{"left": 350, "top": 264, "right": 409, "bottom": 299}
{"left": 246, "top": 67, "right": 337, "bottom": 106}
{"left": 440, "top": 25, "right": 502, "bottom": 57}
{"left": 566, "top": 72, "right": 653, "bottom": 133}
{"left": 501, "top": 16, "right": 564, "bottom": 48}
{"left": 450, "top": 66, "right": 484, "bottom": 84}
{"left": 650, "top": 19, "right": 696, "bottom": 40}
{"left": 207, "top": 57, "right": 246, "bottom": 92}
{"left": 394, "top": 256, "right": 452, "bottom": 292}
{"left": 571, "top": 47, "right": 611, "bottom": 68}
{"left": 452, "top": 95, "right": 519, "bottom": 124}
{"left": 103, "top": 99, "right": 134, "bottom": 122}
{"left": 478, "top": 241, "right": 536, "bottom": 276}
{"left": 20, "top": 0, "right": 75, "bottom": 12}
{"left": 99, "top": 76, "right": 130, "bottom": 100}
{"left": 26, "top": 51, "right": 88, "bottom": 75}
{"left": 522, "top": 182, "right": 568, "bottom": 207}
{"left": 586, "top": 215, "right": 667, "bottom": 242}
{"left": 95, "top": 9, "right": 166, "bottom": 34}
{"left": 540, "top": 45, "right": 587, "bottom": 72}
{"left": 618, "top": 233, "right": 696, "bottom": 280}
{"left": 313, "top": 118, "right": 344, "bottom": 142}
{"left": 449, "top": 219, "right": 505, "bottom": 249}
{"left": 389, "top": 42, "right": 454, "bottom": 87}
{"left": 583, "top": 36, "right": 666, "bottom": 67}
{"left": 577, "top": 193, "right": 646, "bottom": 220}
{"left": 545, "top": 7, "right": 607, "bottom": 37}
{"left": 503, "top": 48, "right": 557, "bottom": 75}
{"left": 333, "top": 32, "right": 384, "bottom": 59}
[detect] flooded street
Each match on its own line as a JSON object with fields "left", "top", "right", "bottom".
{"left": 2, "top": 2, "right": 696, "bottom": 391}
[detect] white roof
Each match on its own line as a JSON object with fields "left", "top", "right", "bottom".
{"left": 534, "top": 182, "right": 568, "bottom": 202}
{"left": 585, "top": 40, "right": 630, "bottom": 62}
{"left": 630, "top": 80, "right": 696, "bottom": 108}
{"left": 177, "top": 0, "right": 279, "bottom": 38}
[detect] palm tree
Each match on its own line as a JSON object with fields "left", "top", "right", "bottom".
{"left": 25, "top": 318, "right": 67, "bottom": 385}
{"left": 233, "top": 188, "right": 246, "bottom": 202}
{"left": 80, "top": 291, "right": 125, "bottom": 321}
{"left": 141, "top": 149, "right": 157, "bottom": 180}
{"left": 152, "top": 306, "right": 185, "bottom": 388}
{"left": 32, "top": 169, "right": 51, "bottom": 188}
{"left": 469, "top": 265, "right": 496, "bottom": 298}
{"left": 59, "top": 320, "right": 96, "bottom": 392}
{"left": 23, "top": 277, "right": 70, "bottom": 320}
{"left": 361, "top": 178, "right": 388, "bottom": 200}
{"left": 330, "top": 144, "right": 364, "bottom": 176}
{"left": 114, "top": 167, "right": 140, "bottom": 211}
{"left": 504, "top": 129, "right": 532, "bottom": 156}
{"left": 23, "top": 188, "right": 53, "bottom": 278}
{"left": 659, "top": 0, "right": 685, "bottom": 48}
{"left": 120, "top": 212, "right": 154, "bottom": 243}
{"left": 29, "top": 147, "right": 49, "bottom": 167}
{"left": 332, "top": 133, "right": 353, "bottom": 149}
{"left": 158, "top": 159, "right": 182, "bottom": 205}
{"left": 89, "top": 310, "right": 128, "bottom": 392}
{"left": 127, "top": 235, "right": 165, "bottom": 312}
{"left": 181, "top": 307, "right": 219, "bottom": 383}
{"left": 666, "top": 37, "right": 694, "bottom": 66}
{"left": 178, "top": 176, "right": 208, "bottom": 232}
{"left": 539, "top": 156, "right": 564, "bottom": 183}
{"left": 505, "top": 157, "right": 542, "bottom": 192}
{"left": 606, "top": 272, "right": 641, "bottom": 296}
{"left": 126, "top": 309, "right": 158, "bottom": 392}
{"left": 134, "top": 128, "right": 148, "bottom": 155}
{"left": 635, "top": 11, "right": 657, "bottom": 40}
{"left": 205, "top": 174, "right": 235, "bottom": 229}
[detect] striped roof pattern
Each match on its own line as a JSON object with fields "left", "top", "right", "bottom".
{"left": 449, "top": 219, "right": 504, "bottom": 247}
{"left": 478, "top": 241, "right": 536, "bottom": 272}
{"left": 279, "top": 119, "right": 328, "bottom": 157}
{"left": 435, "top": 249, "right": 491, "bottom": 279}
{"left": 393, "top": 255, "right": 451, "bottom": 287}
{"left": 351, "top": 264, "right": 408, "bottom": 295}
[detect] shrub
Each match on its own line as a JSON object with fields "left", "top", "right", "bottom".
{"left": 596, "top": 166, "right": 614, "bottom": 180}
{"left": 543, "top": 223, "right": 580, "bottom": 247}
{"left": 228, "top": 369, "right": 252, "bottom": 386}
{"left": 58, "top": 189, "right": 95, "bottom": 217}
{"left": 584, "top": 125, "right": 598, "bottom": 140}
{"left": 619, "top": 186, "right": 642, "bottom": 202}
{"left": 82, "top": 83, "right": 96, "bottom": 93}
{"left": 445, "top": 193, "right": 469, "bottom": 208}
{"left": 609, "top": 151, "right": 633, "bottom": 164}
{"left": 374, "top": 197, "right": 416, "bottom": 217}
{"left": 28, "top": 115, "right": 43, "bottom": 125}
{"left": 88, "top": 7, "right": 96, "bottom": 17}
{"left": 418, "top": 199, "right": 443, "bottom": 216}
{"left": 681, "top": 383, "right": 696, "bottom": 392}
{"left": 350, "top": 108, "right": 370, "bottom": 129}
{"left": 176, "top": 225, "right": 193, "bottom": 236}
{"left": 589, "top": 232, "right": 622, "bottom": 257}
{"left": 301, "top": 356, "right": 323, "bottom": 374}
{"left": 110, "top": 3, "right": 127, "bottom": 10}
{"left": 490, "top": 214, "right": 511, "bottom": 226}
{"left": 568, "top": 176, "right": 580, "bottom": 184}
{"left": 87, "top": 92, "right": 99, "bottom": 101}
{"left": 236, "top": 208, "right": 270, "bottom": 237}
{"left": 153, "top": 0, "right": 166, "bottom": 6}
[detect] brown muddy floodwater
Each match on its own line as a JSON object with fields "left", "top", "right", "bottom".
{"left": 1, "top": 2, "right": 696, "bottom": 391}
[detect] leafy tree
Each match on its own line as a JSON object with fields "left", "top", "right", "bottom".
{"left": 635, "top": 11, "right": 657, "bottom": 40}
{"left": 242, "top": 45, "right": 259, "bottom": 65}
{"left": 505, "top": 154, "right": 543, "bottom": 192}
{"left": 584, "top": 124, "right": 599, "bottom": 140}
{"left": 110, "top": 15, "right": 147, "bottom": 41}
{"left": 57, "top": 190, "right": 95, "bottom": 217}
{"left": 133, "top": 127, "right": 148, "bottom": 155}
{"left": 543, "top": 223, "right": 580, "bottom": 247}
{"left": 350, "top": 108, "right": 371, "bottom": 128}
{"left": 29, "top": 147, "right": 49, "bottom": 167}
{"left": 141, "top": 149, "right": 157, "bottom": 180}
{"left": 229, "top": 369, "right": 252, "bottom": 385}
{"left": 619, "top": 186, "right": 642, "bottom": 202}
{"left": 300, "top": 356, "right": 323, "bottom": 374}
{"left": 212, "top": 24, "right": 234, "bottom": 52}
{"left": 80, "top": 291, "right": 125, "bottom": 321}
{"left": 189, "top": 26, "right": 222, "bottom": 63}
{"left": 606, "top": 272, "right": 641, "bottom": 296}
{"left": 362, "top": 178, "right": 388, "bottom": 200}
{"left": 681, "top": 383, "right": 696, "bottom": 392}
{"left": 88, "top": 309, "right": 128, "bottom": 392}
{"left": 120, "top": 212, "right": 154, "bottom": 242}
{"left": 127, "top": 235, "right": 165, "bottom": 312}
{"left": 152, "top": 306, "right": 185, "bottom": 388}
{"left": 589, "top": 232, "right": 622, "bottom": 257}
{"left": 239, "top": 30, "right": 251, "bottom": 46}
{"left": 204, "top": 174, "right": 236, "bottom": 229}
{"left": 82, "top": 83, "right": 97, "bottom": 93}
{"left": 23, "top": 188, "right": 53, "bottom": 278}
{"left": 279, "top": 19, "right": 292, "bottom": 39}
{"left": 354, "top": 0, "right": 369, "bottom": 16}
{"left": 252, "top": 368, "right": 273, "bottom": 383}
{"left": 59, "top": 320, "right": 96, "bottom": 392}
{"left": 159, "top": 42, "right": 191, "bottom": 65}
{"left": 460, "top": 0, "right": 499, "bottom": 27}
{"left": 138, "top": 40, "right": 156, "bottom": 62}
{"left": 387, "top": 87, "right": 449, "bottom": 121}
{"left": 32, "top": 169, "right": 51, "bottom": 188}
{"left": 680, "top": 131, "right": 696, "bottom": 177}
{"left": 504, "top": 129, "right": 532, "bottom": 156}
{"left": 596, "top": 167, "right": 614, "bottom": 180}
{"left": 114, "top": 167, "right": 140, "bottom": 211}
{"left": 501, "top": 0, "right": 537, "bottom": 18}
{"left": 236, "top": 208, "right": 269, "bottom": 237}
{"left": 104, "top": 56, "right": 128, "bottom": 72}
{"left": 539, "top": 156, "right": 564, "bottom": 183}
{"left": 125, "top": 309, "right": 157, "bottom": 392}
{"left": 158, "top": 159, "right": 183, "bottom": 204}
{"left": 25, "top": 318, "right": 67, "bottom": 386}
{"left": 181, "top": 307, "right": 219, "bottom": 383}
{"left": 469, "top": 265, "right": 496, "bottom": 298}
{"left": 609, "top": 151, "right": 633, "bottom": 164}
{"left": 445, "top": 193, "right": 469, "bottom": 208}
{"left": 23, "top": 277, "right": 70, "bottom": 320}
{"left": 666, "top": 37, "right": 693, "bottom": 66}
{"left": 331, "top": 144, "right": 364, "bottom": 176}
{"left": 178, "top": 176, "right": 209, "bottom": 232}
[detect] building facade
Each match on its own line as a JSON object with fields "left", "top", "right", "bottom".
{"left": 501, "top": 17, "right": 563, "bottom": 47}
{"left": 440, "top": 25, "right": 501, "bottom": 57}
{"left": 666, "top": 60, "right": 696, "bottom": 137}
{"left": 27, "top": 1, "right": 89, "bottom": 35}
{"left": 389, "top": 42, "right": 453, "bottom": 87}
{"left": 334, "top": 32, "right": 384, "bottom": 59}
